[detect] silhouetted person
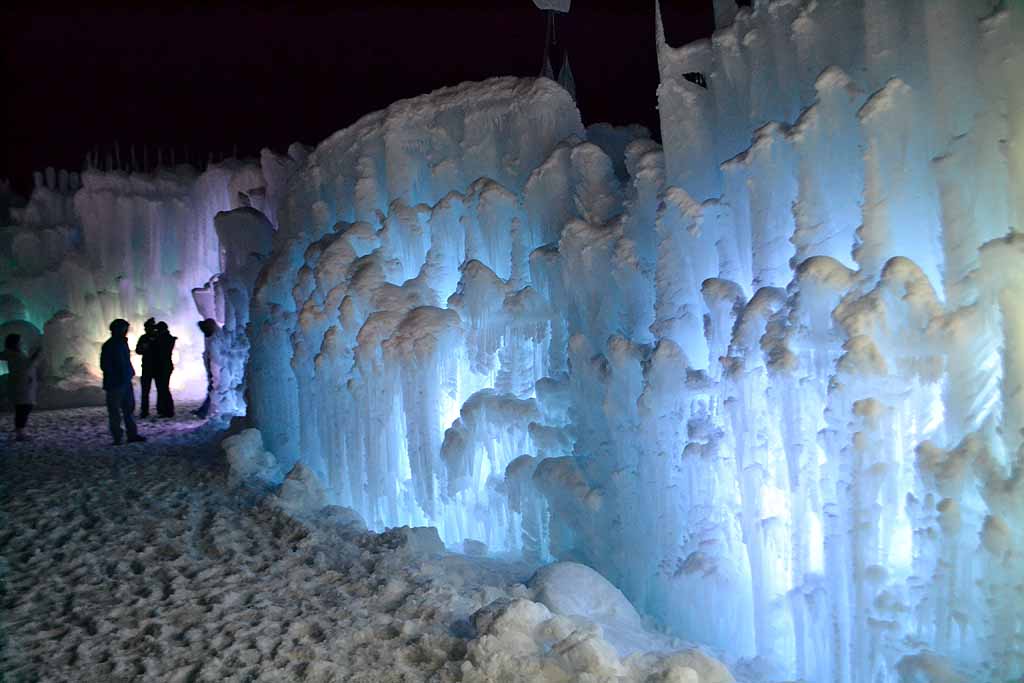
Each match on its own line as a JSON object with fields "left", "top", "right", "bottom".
{"left": 192, "top": 318, "right": 218, "bottom": 419}
{"left": 2, "top": 333, "right": 42, "bottom": 441}
{"left": 152, "top": 321, "right": 176, "bottom": 418}
{"left": 100, "top": 319, "right": 145, "bottom": 445}
{"left": 135, "top": 317, "right": 157, "bottom": 418}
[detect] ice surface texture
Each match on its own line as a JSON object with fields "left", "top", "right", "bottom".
{"left": 244, "top": 2, "right": 1024, "bottom": 678}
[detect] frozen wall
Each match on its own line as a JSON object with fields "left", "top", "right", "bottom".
{"left": 0, "top": 157, "right": 288, "bottom": 407}
{"left": 192, "top": 204, "right": 279, "bottom": 416}
{"left": 244, "top": 3, "right": 1023, "bottom": 681}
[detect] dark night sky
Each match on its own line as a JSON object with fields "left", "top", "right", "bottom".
{"left": 2, "top": 1, "right": 713, "bottom": 196}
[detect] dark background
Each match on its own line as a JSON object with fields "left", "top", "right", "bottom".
{"left": 2, "top": 1, "right": 713, "bottom": 196}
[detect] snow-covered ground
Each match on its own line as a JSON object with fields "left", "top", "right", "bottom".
{"left": 1, "top": 406, "right": 732, "bottom": 683}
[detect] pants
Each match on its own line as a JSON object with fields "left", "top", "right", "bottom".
{"left": 154, "top": 371, "right": 174, "bottom": 417}
{"left": 139, "top": 371, "right": 153, "bottom": 416}
{"left": 14, "top": 404, "right": 32, "bottom": 430}
{"left": 106, "top": 384, "right": 139, "bottom": 442}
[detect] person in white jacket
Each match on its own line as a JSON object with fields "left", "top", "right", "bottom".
{"left": 2, "top": 333, "right": 42, "bottom": 441}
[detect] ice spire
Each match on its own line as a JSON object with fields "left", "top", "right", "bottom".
{"left": 539, "top": 10, "right": 557, "bottom": 79}
{"left": 536, "top": 1, "right": 574, "bottom": 101}
{"left": 654, "top": 0, "right": 670, "bottom": 81}
{"left": 557, "top": 53, "right": 576, "bottom": 101}
{"left": 541, "top": 51, "right": 556, "bottom": 81}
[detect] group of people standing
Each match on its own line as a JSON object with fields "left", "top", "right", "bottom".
{"left": 134, "top": 317, "right": 177, "bottom": 419}
{"left": 5, "top": 315, "right": 217, "bottom": 446}
{"left": 101, "top": 318, "right": 177, "bottom": 445}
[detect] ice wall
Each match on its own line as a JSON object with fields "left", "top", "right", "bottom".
{"left": 192, "top": 205, "right": 278, "bottom": 416}
{"left": 244, "top": 3, "right": 1022, "bottom": 681}
{"left": 1, "top": 158, "right": 287, "bottom": 406}
{"left": 246, "top": 76, "right": 585, "bottom": 492}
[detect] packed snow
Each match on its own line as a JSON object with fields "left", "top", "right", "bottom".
{"left": 3, "top": 1, "right": 1023, "bottom": 681}
{"left": 1, "top": 410, "right": 730, "bottom": 683}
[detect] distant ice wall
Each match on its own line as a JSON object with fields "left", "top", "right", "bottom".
{"left": 0, "top": 157, "right": 288, "bottom": 406}
{"left": 244, "top": 4, "right": 1022, "bottom": 681}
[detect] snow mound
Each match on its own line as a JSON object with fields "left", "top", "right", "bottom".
{"left": 220, "top": 428, "right": 277, "bottom": 485}
{"left": 273, "top": 462, "right": 327, "bottom": 517}
{"left": 463, "top": 596, "right": 733, "bottom": 683}
{"left": 381, "top": 526, "right": 446, "bottom": 557}
{"left": 317, "top": 505, "right": 367, "bottom": 532}
{"left": 463, "top": 539, "right": 488, "bottom": 557}
{"left": 530, "top": 561, "right": 655, "bottom": 657}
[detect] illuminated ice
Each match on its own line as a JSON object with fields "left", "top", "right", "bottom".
{"left": 3, "top": 0, "right": 1021, "bottom": 681}
{"left": 1, "top": 156, "right": 290, "bottom": 407}
{"left": 243, "top": 3, "right": 1022, "bottom": 679}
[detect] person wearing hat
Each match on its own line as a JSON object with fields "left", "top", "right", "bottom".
{"left": 134, "top": 317, "right": 157, "bottom": 418}
{"left": 100, "top": 319, "right": 145, "bottom": 445}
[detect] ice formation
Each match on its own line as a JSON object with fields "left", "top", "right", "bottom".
{"left": 241, "top": 2, "right": 1023, "bottom": 681}
{"left": 3, "top": 0, "right": 1023, "bottom": 680}
{"left": 0, "top": 151, "right": 299, "bottom": 409}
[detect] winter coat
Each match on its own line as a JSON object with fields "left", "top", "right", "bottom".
{"left": 135, "top": 333, "right": 157, "bottom": 373}
{"left": 100, "top": 337, "right": 136, "bottom": 390}
{"left": 1, "top": 349, "right": 41, "bottom": 405}
{"left": 150, "top": 332, "right": 177, "bottom": 377}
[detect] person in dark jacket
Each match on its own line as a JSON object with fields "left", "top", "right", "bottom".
{"left": 134, "top": 317, "right": 157, "bottom": 418}
{"left": 152, "top": 321, "right": 177, "bottom": 418}
{"left": 100, "top": 319, "right": 145, "bottom": 445}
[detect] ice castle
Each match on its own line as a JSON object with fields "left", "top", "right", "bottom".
{"left": 2, "top": 1, "right": 1021, "bottom": 680}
